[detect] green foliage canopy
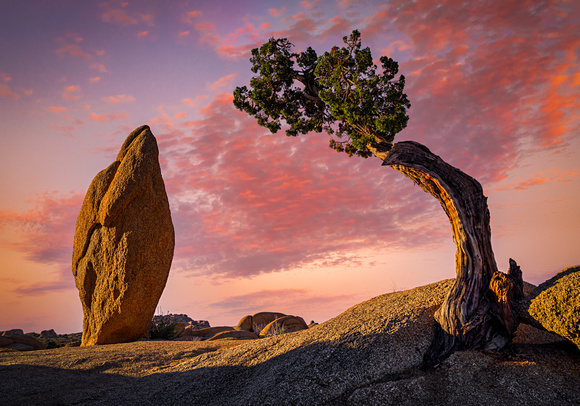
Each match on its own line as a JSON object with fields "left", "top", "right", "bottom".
{"left": 233, "top": 30, "right": 411, "bottom": 158}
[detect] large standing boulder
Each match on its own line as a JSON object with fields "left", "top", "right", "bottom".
{"left": 527, "top": 265, "right": 580, "bottom": 349}
{"left": 72, "top": 125, "right": 175, "bottom": 346}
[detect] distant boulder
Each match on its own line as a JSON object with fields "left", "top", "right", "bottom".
{"left": 72, "top": 125, "right": 175, "bottom": 346}
{"left": 150, "top": 313, "right": 209, "bottom": 339}
{"left": 236, "top": 312, "right": 287, "bottom": 334}
{"left": 0, "top": 331, "right": 46, "bottom": 351}
{"left": 528, "top": 265, "right": 580, "bottom": 349}
{"left": 236, "top": 315, "right": 253, "bottom": 332}
{"left": 40, "top": 329, "right": 58, "bottom": 339}
{"left": 259, "top": 315, "right": 308, "bottom": 337}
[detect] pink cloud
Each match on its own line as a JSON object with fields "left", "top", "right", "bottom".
{"left": 48, "top": 106, "right": 67, "bottom": 113}
{"left": 382, "top": 0, "right": 580, "bottom": 183}
{"left": 99, "top": 1, "right": 151, "bottom": 26}
{"left": 269, "top": 7, "right": 285, "bottom": 17}
{"left": 193, "top": 20, "right": 274, "bottom": 60}
{"left": 90, "top": 63, "right": 108, "bottom": 73}
{"left": 102, "top": 9, "right": 137, "bottom": 25}
{"left": 0, "top": 192, "right": 84, "bottom": 295}
{"left": 89, "top": 77, "right": 101, "bottom": 83}
{"left": 55, "top": 44, "right": 91, "bottom": 59}
{"left": 89, "top": 112, "right": 128, "bottom": 122}
{"left": 183, "top": 95, "right": 208, "bottom": 107}
{"left": 152, "top": 93, "right": 448, "bottom": 279}
{"left": 102, "top": 94, "right": 136, "bottom": 103}
{"left": 62, "top": 85, "right": 81, "bottom": 100}
{"left": 207, "top": 73, "right": 237, "bottom": 91}
{"left": 495, "top": 169, "right": 579, "bottom": 191}
{"left": 55, "top": 33, "right": 91, "bottom": 59}
{"left": 182, "top": 10, "right": 202, "bottom": 25}
{"left": 0, "top": 83, "right": 19, "bottom": 100}
{"left": 360, "top": 9, "right": 390, "bottom": 38}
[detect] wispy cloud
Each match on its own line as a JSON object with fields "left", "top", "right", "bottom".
{"left": 100, "top": 1, "right": 154, "bottom": 26}
{"left": 0, "top": 83, "right": 20, "bottom": 99}
{"left": 102, "top": 94, "right": 136, "bottom": 103}
{"left": 0, "top": 192, "right": 84, "bottom": 296}
{"left": 182, "top": 10, "right": 202, "bottom": 25}
{"left": 152, "top": 93, "right": 447, "bottom": 279}
{"left": 495, "top": 169, "right": 579, "bottom": 191}
{"left": 183, "top": 95, "right": 208, "bottom": 107}
{"left": 55, "top": 33, "right": 91, "bottom": 59}
{"left": 268, "top": 7, "right": 286, "bottom": 17}
{"left": 48, "top": 106, "right": 67, "bottom": 113}
{"left": 11, "top": 279, "right": 76, "bottom": 296}
{"left": 62, "top": 85, "right": 81, "bottom": 100}
{"left": 89, "top": 112, "right": 128, "bottom": 122}
{"left": 207, "top": 73, "right": 237, "bottom": 92}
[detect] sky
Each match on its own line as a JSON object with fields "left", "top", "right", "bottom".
{"left": 0, "top": 0, "right": 578, "bottom": 334}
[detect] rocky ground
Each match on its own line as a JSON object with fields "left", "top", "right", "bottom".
{"left": 1, "top": 279, "right": 579, "bottom": 405}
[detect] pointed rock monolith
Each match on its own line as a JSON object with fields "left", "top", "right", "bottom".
{"left": 72, "top": 125, "right": 174, "bottom": 346}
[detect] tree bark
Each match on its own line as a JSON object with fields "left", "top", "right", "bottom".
{"left": 383, "top": 141, "right": 523, "bottom": 365}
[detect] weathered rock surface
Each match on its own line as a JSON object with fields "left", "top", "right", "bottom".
{"left": 179, "top": 326, "right": 233, "bottom": 339}
{"left": 72, "top": 125, "right": 175, "bottom": 346}
{"left": 236, "top": 315, "right": 253, "bottom": 331}
{"left": 259, "top": 315, "right": 308, "bottom": 337}
{"left": 1, "top": 278, "right": 579, "bottom": 405}
{"left": 207, "top": 330, "right": 260, "bottom": 341}
{"left": 527, "top": 265, "right": 580, "bottom": 349}
{"left": 0, "top": 336, "right": 13, "bottom": 347}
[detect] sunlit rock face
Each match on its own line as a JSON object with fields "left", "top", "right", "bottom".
{"left": 528, "top": 265, "right": 580, "bottom": 350}
{"left": 72, "top": 125, "right": 174, "bottom": 346}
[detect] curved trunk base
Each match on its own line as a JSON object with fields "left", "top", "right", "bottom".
{"left": 383, "top": 141, "right": 523, "bottom": 365}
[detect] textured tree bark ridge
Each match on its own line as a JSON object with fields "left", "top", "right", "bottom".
{"left": 383, "top": 141, "right": 522, "bottom": 364}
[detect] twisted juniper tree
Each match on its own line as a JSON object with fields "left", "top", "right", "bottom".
{"left": 234, "top": 30, "right": 526, "bottom": 365}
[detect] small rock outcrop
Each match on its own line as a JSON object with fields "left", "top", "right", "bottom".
{"left": 236, "top": 312, "right": 286, "bottom": 334}
{"left": 39, "top": 329, "right": 58, "bottom": 339}
{"left": 72, "top": 125, "right": 175, "bottom": 346}
{"left": 528, "top": 265, "right": 580, "bottom": 349}
{"left": 258, "top": 315, "right": 308, "bottom": 337}
{"left": 150, "top": 314, "right": 209, "bottom": 338}
{"left": 0, "top": 331, "right": 46, "bottom": 351}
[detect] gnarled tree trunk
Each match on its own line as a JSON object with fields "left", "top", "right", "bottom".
{"left": 383, "top": 141, "right": 523, "bottom": 365}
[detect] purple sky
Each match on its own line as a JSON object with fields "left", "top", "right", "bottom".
{"left": 0, "top": 0, "right": 579, "bottom": 333}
